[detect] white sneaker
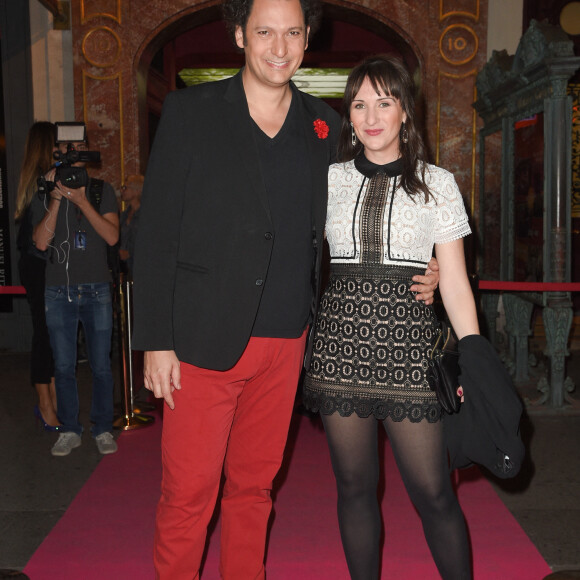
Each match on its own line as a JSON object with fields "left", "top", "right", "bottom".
{"left": 51, "top": 432, "right": 82, "bottom": 456}
{"left": 95, "top": 432, "right": 118, "bottom": 455}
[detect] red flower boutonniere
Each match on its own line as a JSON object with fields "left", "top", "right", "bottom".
{"left": 313, "top": 119, "right": 329, "bottom": 139}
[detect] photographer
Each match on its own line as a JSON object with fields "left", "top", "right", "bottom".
{"left": 31, "top": 124, "right": 119, "bottom": 457}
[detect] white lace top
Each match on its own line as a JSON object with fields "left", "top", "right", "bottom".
{"left": 326, "top": 159, "right": 471, "bottom": 267}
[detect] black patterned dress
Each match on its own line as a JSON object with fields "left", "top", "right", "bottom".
{"left": 302, "top": 155, "right": 471, "bottom": 423}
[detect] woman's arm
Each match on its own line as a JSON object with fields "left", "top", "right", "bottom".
{"left": 435, "top": 237, "right": 479, "bottom": 340}
{"left": 32, "top": 168, "right": 62, "bottom": 251}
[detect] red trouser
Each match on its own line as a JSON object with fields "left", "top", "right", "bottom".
{"left": 154, "top": 332, "right": 307, "bottom": 580}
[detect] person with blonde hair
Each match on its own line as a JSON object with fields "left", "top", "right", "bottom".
{"left": 15, "top": 121, "right": 59, "bottom": 430}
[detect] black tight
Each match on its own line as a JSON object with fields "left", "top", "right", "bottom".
{"left": 321, "top": 413, "right": 472, "bottom": 580}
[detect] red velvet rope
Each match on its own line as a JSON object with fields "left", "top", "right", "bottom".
{"left": 0, "top": 286, "right": 27, "bottom": 294}
{"left": 2, "top": 281, "right": 580, "bottom": 295}
{"left": 477, "top": 281, "right": 580, "bottom": 292}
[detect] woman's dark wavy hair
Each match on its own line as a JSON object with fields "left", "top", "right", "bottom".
{"left": 222, "top": 0, "right": 322, "bottom": 46}
{"left": 337, "top": 55, "right": 431, "bottom": 202}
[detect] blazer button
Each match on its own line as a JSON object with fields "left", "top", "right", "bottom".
{"left": 264, "top": 232, "right": 273, "bottom": 240}
{"left": 255, "top": 279, "right": 264, "bottom": 286}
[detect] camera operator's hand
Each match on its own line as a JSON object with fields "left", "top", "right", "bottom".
{"left": 45, "top": 169, "right": 63, "bottom": 201}
{"left": 54, "top": 181, "right": 88, "bottom": 208}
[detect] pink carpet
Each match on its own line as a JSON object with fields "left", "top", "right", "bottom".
{"left": 24, "top": 412, "right": 552, "bottom": 579}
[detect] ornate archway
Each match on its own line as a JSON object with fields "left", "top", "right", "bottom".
{"left": 72, "top": 0, "right": 487, "bottom": 224}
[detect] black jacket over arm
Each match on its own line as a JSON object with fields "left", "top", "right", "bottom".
{"left": 444, "top": 334, "right": 525, "bottom": 478}
{"left": 132, "top": 71, "right": 340, "bottom": 371}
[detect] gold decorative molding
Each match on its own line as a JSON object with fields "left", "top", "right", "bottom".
{"left": 440, "top": 0, "right": 479, "bottom": 21}
{"left": 82, "top": 27, "right": 122, "bottom": 68}
{"left": 81, "top": 0, "right": 121, "bottom": 24}
{"left": 439, "top": 24, "right": 478, "bottom": 66}
{"left": 436, "top": 69, "right": 478, "bottom": 214}
{"left": 82, "top": 70, "right": 125, "bottom": 185}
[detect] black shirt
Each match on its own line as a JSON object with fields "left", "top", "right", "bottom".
{"left": 251, "top": 96, "right": 313, "bottom": 338}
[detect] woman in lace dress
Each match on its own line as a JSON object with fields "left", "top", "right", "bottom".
{"left": 302, "top": 55, "right": 479, "bottom": 579}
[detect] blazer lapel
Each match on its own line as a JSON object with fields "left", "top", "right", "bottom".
{"left": 293, "top": 85, "right": 329, "bottom": 233}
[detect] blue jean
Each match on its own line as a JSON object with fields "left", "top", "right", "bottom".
{"left": 45, "top": 283, "right": 114, "bottom": 436}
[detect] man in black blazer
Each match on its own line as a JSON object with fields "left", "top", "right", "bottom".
{"left": 132, "top": 0, "right": 438, "bottom": 576}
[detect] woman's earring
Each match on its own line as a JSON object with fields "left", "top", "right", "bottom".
{"left": 351, "top": 122, "right": 357, "bottom": 146}
{"left": 401, "top": 122, "right": 409, "bottom": 144}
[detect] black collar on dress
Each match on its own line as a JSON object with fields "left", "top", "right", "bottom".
{"left": 354, "top": 153, "right": 404, "bottom": 178}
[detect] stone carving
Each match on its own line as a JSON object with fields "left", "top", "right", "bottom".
{"left": 475, "top": 20, "right": 580, "bottom": 409}
{"left": 542, "top": 305, "right": 575, "bottom": 407}
{"left": 502, "top": 294, "right": 534, "bottom": 383}
{"left": 476, "top": 20, "right": 574, "bottom": 99}
{"left": 513, "top": 19, "right": 575, "bottom": 73}
{"left": 475, "top": 49, "right": 514, "bottom": 96}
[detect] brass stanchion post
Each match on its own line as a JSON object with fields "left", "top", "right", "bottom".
{"left": 113, "top": 274, "right": 154, "bottom": 430}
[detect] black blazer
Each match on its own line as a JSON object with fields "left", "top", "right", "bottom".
{"left": 132, "top": 71, "right": 340, "bottom": 370}
{"left": 444, "top": 335, "right": 525, "bottom": 479}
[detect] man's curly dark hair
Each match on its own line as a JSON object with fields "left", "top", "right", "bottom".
{"left": 222, "top": 0, "right": 322, "bottom": 46}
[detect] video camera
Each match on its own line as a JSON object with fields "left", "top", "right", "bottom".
{"left": 37, "top": 122, "right": 101, "bottom": 194}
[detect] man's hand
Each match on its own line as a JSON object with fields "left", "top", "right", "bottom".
{"left": 411, "top": 256, "right": 440, "bottom": 305}
{"left": 144, "top": 350, "right": 181, "bottom": 410}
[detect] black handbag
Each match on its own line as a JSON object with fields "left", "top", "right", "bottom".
{"left": 428, "top": 321, "right": 462, "bottom": 414}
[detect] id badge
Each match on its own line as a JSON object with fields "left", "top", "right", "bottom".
{"left": 74, "top": 230, "right": 87, "bottom": 250}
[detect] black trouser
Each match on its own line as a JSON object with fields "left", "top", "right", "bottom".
{"left": 19, "top": 252, "right": 54, "bottom": 384}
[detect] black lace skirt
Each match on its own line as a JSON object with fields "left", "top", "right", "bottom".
{"left": 302, "top": 263, "right": 441, "bottom": 423}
